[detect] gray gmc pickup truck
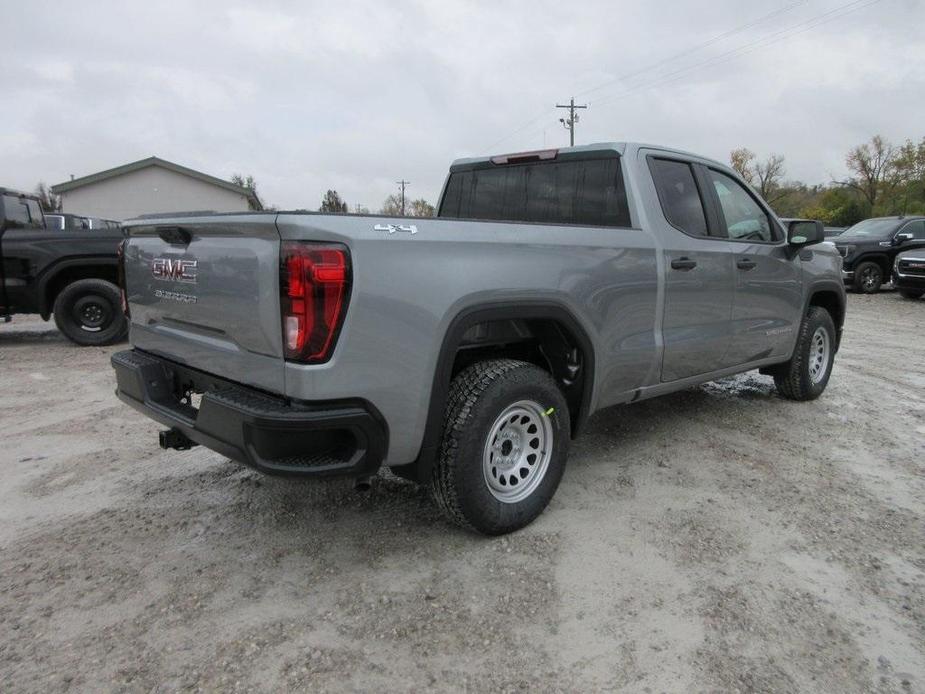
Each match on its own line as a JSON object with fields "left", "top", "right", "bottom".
{"left": 112, "top": 142, "right": 845, "bottom": 534}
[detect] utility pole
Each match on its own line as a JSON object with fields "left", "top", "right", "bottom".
{"left": 556, "top": 97, "right": 588, "bottom": 147}
{"left": 396, "top": 180, "right": 410, "bottom": 216}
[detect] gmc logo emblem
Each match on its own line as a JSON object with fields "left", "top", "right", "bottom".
{"left": 152, "top": 257, "right": 198, "bottom": 284}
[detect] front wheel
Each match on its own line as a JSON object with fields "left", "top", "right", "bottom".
{"left": 898, "top": 289, "right": 923, "bottom": 300}
{"left": 853, "top": 261, "right": 883, "bottom": 294}
{"left": 431, "top": 359, "right": 570, "bottom": 535}
{"left": 53, "top": 278, "right": 127, "bottom": 346}
{"left": 773, "top": 306, "right": 836, "bottom": 401}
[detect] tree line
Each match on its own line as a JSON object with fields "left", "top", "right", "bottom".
{"left": 730, "top": 134, "right": 925, "bottom": 226}
{"left": 318, "top": 189, "right": 435, "bottom": 217}
{"left": 37, "top": 134, "right": 922, "bottom": 226}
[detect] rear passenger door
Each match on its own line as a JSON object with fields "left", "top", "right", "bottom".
{"left": 703, "top": 168, "right": 802, "bottom": 365}
{"left": 645, "top": 155, "right": 736, "bottom": 382}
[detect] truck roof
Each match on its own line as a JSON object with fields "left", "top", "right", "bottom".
{"left": 450, "top": 142, "right": 730, "bottom": 172}
{"left": 0, "top": 187, "right": 40, "bottom": 199}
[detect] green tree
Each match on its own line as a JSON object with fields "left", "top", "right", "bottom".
{"left": 319, "top": 190, "right": 348, "bottom": 213}
{"left": 34, "top": 182, "right": 61, "bottom": 212}
{"left": 885, "top": 138, "right": 925, "bottom": 215}
{"left": 231, "top": 174, "right": 263, "bottom": 210}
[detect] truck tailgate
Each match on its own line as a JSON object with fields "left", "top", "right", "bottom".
{"left": 123, "top": 214, "right": 285, "bottom": 393}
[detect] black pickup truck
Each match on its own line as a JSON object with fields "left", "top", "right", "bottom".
{"left": 0, "top": 188, "right": 127, "bottom": 345}
{"left": 834, "top": 216, "right": 925, "bottom": 293}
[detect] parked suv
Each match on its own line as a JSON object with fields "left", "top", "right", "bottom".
{"left": 1, "top": 187, "right": 127, "bottom": 344}
{"left": 893, "top": 249, "right": 925, "bottom": 299}
{"left": 834, "top": 216, "right": 925, "bottom": 293}
{"left": 111, "top": 143, "right": 845, "bottom": 534}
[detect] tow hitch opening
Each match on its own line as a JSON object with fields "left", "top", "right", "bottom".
{"left": 159, "top": 428, "right": 197, "bottom": 451}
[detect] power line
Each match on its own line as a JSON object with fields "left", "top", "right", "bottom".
{"left": 499, "top": 0, "right": 882, "bottom": 148}
{"left": 574, "top": 0, "right": 808, "bottom": 99}
{"left": 556, "top": 98, "right": 588, "bottom": 147}
{"left": 396, "top": 180, "right": 410, "bottom": 216}
{"left": 485, "top": 0, "right": 807, "bottom": 150}
{"left": 588, "top": 0, "right": 882, "bottom": 111}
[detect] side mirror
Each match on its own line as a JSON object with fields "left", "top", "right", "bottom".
{"left": 894, "top": 232, "right": 914, "bottom": 245}
{"left": 788, "top": 220, "right": 825, "bottom": 247}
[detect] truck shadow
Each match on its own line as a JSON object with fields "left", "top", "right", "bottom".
{"left": 0, "top": 327, "right": 68, "bottom": 345}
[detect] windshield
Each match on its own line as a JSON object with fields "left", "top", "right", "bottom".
{"left": 841, "top": 218, "right": 899, "bottom": 238}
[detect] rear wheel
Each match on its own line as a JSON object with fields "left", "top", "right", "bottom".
{"left": 773, "top": 306, "right": 836, "bottom": 401}
{"left": 53, "top": 278, "right": 127, "bottom": 346}
{"left": 431, "top": 359, "right": 569, "bottom": 535}
{"left": 898, "top": 289, "right": 923, "bottom": 300}
{"left": 853, "top": 261, "right": 883, "bottom": 294}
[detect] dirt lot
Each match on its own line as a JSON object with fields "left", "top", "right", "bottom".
{"left": 1, "top": 293, "right": 923, "bottom": 693}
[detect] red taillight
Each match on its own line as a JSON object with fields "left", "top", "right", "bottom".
{"left": 280, "top": 242, "right": 350, "bottom": 363}
{"left": 117, "top": 238, "right": 130, "bottom": 317}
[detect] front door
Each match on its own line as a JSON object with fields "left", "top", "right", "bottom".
{"left": 703, "top": 168, "right": 802, "bottom": 364}
{"left": 645, "top": 155, "right": 736, "bottom": 382}
{"left": 1, "top": 193, "right": 46, "bottom": 313}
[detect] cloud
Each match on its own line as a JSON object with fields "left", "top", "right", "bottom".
{"left": 2, "top": 0, "right": 923, "bottom": 210}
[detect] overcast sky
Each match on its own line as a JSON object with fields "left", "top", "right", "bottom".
{"left": 3, "top": 0, "right": 923, "bottom": 210}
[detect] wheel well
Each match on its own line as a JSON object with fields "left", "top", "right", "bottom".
{"left": 450, "top": 317, "right": 587, "bottom": 436}
{"left": 856, "top": 254, "right": 891, "bottom": 277}
{"left": 808, "top": 290, "right": 844, "bottom": 330}
{"left": 43, "top": 264, "right": 119, "bottom": 317}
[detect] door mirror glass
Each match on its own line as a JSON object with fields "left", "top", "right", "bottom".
{"left": 894, "top": 232, "right": 914, "bottom": 244}
{"left": 787, "top": 220, "right": 825, "bottom": 246}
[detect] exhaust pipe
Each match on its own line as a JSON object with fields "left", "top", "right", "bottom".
{"left": 159, "top": 428, "right": 196, "bottom": 451}
{"left": 354, "top": 476, "right": 373, "bottom": 492}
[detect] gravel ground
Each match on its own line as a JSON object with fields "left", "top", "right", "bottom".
{"left": 1, "top": 293, "right": 923, "bottom": 693}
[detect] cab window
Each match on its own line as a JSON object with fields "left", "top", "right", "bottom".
{"left": 2, "top": 194, "right": 43, "bottom": 229}
{"left": 648, "top": 158, "right": 709, "bottom": 237}
{"left": 899, "top": 219, "right": 925, "bottom": 239}
{"left": 707, "top": 170, "right": 777, "bottom": 242}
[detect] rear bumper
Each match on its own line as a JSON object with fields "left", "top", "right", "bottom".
{"left": 111, "top": 349, "right": 387, "bottom": 478}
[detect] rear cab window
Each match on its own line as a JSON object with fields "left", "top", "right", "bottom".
{"left": 438, "top": 152, "right": 632, "bottom": 228}
{"left": 647, "top": 158, "right": 710, "bottom": 237}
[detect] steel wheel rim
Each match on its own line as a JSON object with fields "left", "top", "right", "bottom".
{"left": 482, "top": 400, "right": 553, "bottom": 504}
{"left": 73, "top": 295, "right": 110, "bottom": 332}
{"left": 808, "top": 326, "right": 830, "bottom": 384}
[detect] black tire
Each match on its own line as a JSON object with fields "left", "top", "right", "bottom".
{"left": 53, "top": 278, "right": 127, "bottom": 346}
{"left": 853, "top": 261, "right": 883, "bottom": 294}
{"left": 773, "top": 306, "right": 836, "bottom": 401}
{"left": 431, "top": 359, "right": 570, "bottom": 535}
{"left": 898, "top": 289, "right": 923, "bottom": 300}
